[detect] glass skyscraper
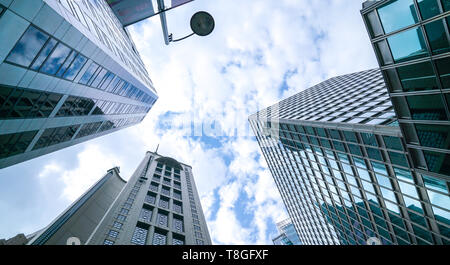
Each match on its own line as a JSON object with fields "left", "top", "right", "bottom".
{"left": 28, "top": 151, "right": 211, "bottom": 245}
{"left": 361, "top": 0, "right": 449, "bottom": 192}
{"left": 250, "top": 68, "right": 449, "bottom": 245}
{"left": 272, "top": 218, "right": 302, "bottom": 245}
{"left": 0, "top": 0, "right": 158, "bottom": 169}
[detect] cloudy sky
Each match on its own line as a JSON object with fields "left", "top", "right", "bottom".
{"left": 0, "top": 0, "right": 379, "bottom": 244}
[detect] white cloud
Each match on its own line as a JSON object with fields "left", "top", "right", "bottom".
{"left": 58, "top": 144, "right": 122, "bottom": 201}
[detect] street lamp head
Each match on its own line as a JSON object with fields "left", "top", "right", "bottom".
{"left": 190, "top": 11, "right": 215, "bottom": 37}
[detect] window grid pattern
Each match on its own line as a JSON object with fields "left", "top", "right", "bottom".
{"left": 250, "top": 117, "right": 449, "bottom": 245}
{"left": 362, "top": 0, "right": 450, "bottom": 177}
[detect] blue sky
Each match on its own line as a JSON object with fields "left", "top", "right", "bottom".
{"left": 0, "top": 0, "right": 378, "bottom": 244}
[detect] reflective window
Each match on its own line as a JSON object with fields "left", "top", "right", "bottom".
{"left": 407, "top": 94, "right": 446, "bottom": 120}
{"left": 377, "top": 0, "right": 418, "bottom": 33}
{"left": 383, "top": 136, "right": 403, "bottom": 151}
{"left": 415, "top": 124, "right": 450, "bottom": 149}
{"left": 56, "top": 50, "right": 76, "bottom": 77}
{"left": 79, "top": 62, "right": 99, "bottom": 85}
{"left": 417, "top": 0, "right": 441, "bottom": 19}
{"left": 31, "top": 39, "right": 57, "bottom": 70}
{"left": 343, "top": 131, "right": 358, "bottom": 143}
{"left": 445, "top": 0, "right": 450, "bottom": 11}
{"left": 396, "top": 61, "right": 438, "bottom": 91}
{"left": 387, "top": 27, "right": 428, "bottom": 63}
{"left": 6, "top": 26, "right": 49, "bottom": 67}
{"left": 366, "top": 10, "right": 384, "bottom": 37}
{"left": 366, "top": 147, "right": 383, "bottom": 161}
{"left": 380, "top": 187, "right": 397, "bottom": 202}
{"left": 63, "top": 53, "right": 87, "bottom": 80}
{"left": 389, "top": 152, "right": 409, "bottom": 167}
{"left": 361, "top": 133, "right": 378, "bottom": 147}
{"left": 423, "top": 151, "right": 450, "bottom": 175}
{"left": 130, "top": 226, "right": 148, "bottom": 245}
{"left": 424, "top": 19, "right": 450, "bottom": 55}
{"left": 435, "top": 57, "right": 450, "bottom": 89}
{"left": 0, "top": 130, "right": 38, "bottom": 159}
{"left": 40, "top": 42, "right": 72, "bottom": 75}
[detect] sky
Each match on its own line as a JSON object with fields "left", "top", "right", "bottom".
{"left": 0, "top": 0, "right": 379, "bottom": 244}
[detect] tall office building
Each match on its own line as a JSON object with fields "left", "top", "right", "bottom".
{"left": 361, "top": 0, "right": 449, "bottom": 190}
{"left": 28, "top": 151, "right": 212, "bottom": 245}
{"left": 272, "top": 218, "right": 302, "bottom": 245}
{"left": 0, "top": 0, "right": 158, "bottom": 169}
{"left": 250, "top": 69, "right": 449, "bottom": 245}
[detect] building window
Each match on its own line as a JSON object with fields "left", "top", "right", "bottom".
{"left": 387, "top": 27, "right": 428, "bottom": 63}
{"left": 120, "top": 208, "right": 129, "bottom": 215}
{"left": 157, "top": 212, "right": 168, "bottom": 227}
{"left": 145, "top": 194, "right": 156, "bottom": 204}
{"left": 116, "top": 214, "right": 126, "bottom": 222}
{"left": 108, "top": 230, "right": 119, "bottom": 238}
{"left": 40, "top": 42, "right": 72, "bottom": 75}
{"left": 417, "top": 0, "right": 441, "bottom": 20}
{"left": 173, "top": 218, "right": 184, "bottom": 233}
{"left": 195, "top": 232, "right": 203, "bottom": 238}
{"left": 173, "top": 238, "right": 184, "bottom": 245}
{"left": 152, "top": 231, "right": 167, "bottom": 245}
{"left": 103, "top": 239, "right": 114, "bottom": 245}
{"left": 130, "top": 226, "right": 148, "bottom": 245}
{"left": 139, "top": 208, "right": 153, "bottom": 223}
{"left": 424, "top": 19, "right": 450, "bottom": 55}
{"left": 113, "top": 221, "right": 123, "bottom": 229}
{"left": 196, "top": 239, "right": 204, "bottom": 245}
{"left": 6, "top": 26, "right": 49, "bottom": 67}
{"left": 377, "top": 0, "right": 418, "bottom": 34}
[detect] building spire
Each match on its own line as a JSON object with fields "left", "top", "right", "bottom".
{"left": 155, "top": 144, "right": 160, "bottom": 154}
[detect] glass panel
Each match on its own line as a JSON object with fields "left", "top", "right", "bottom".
{"left": 423, "top": 151, "right": 450, "bottom": 175}
{"left": 378, "top": 0, "right": 418, "bottom": 33}
{"left": 63, "top": 53, "right": 87, "bottom": 80}
{"left": 397, "top": 61, "right": 438, "bottom": 91}
{"left": 422, "top": 174, "right": 448, "bottom": 193}
{"left": 387, "top": 27, "right": 428, "bottom": 63}
{"left": 416, "top": 124, "right": 450, "bottom": 149}
{"left": 366, "top": 147, "right": 383, "bottom": 161}
{"left": 426, "top": 189, "right": 450, "bottom": 210}
{"left": 444, "top": 0, "right": 450, "bottom": 11}
{"left": 40, "top": 42, "right": 72, "bottom": 75}
{"left": 389, "top": 152, "right": 409, "bottom": 167}
{"left": 56, "top": 50, "right": 76, "bottom": 77}
{"left": 407, "top": 94, "right": 446, "bottom": 120}
{"left": 417, "top": 0, "right": 441, "bottom": 20}
{"left": 31, "top": 38, "right": 57, "bottom": 70}
{"left": 436, "top": 57, "right": 450, "bottom": 89}
{"left": 424, "top": 19, "right": 450, "bottom": 55}
{"left": 383, "top": 136, "right": 403, "bottom": 150}
{"left": 6, "top": 26, "right": 49, "bottom": 67}
{"left": 361, "top": 133, "right": 378, "bottom": 147}
{"left": 343, "top": 131, "right": 358, "bottom": 143}
{"left": 78, "top": 62, "right": 99, "bottom": 85}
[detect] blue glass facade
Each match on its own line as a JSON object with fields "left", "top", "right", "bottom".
{"left": 0, "top": 0, "right": 158, "bottom": 169}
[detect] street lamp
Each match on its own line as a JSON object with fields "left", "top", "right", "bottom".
{"left": 168, "top": 11, "right": 215, "bottom": 43}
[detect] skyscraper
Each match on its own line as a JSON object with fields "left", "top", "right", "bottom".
{"left": 272, "top": 218, "right": 302, "bottom": 245}
{"left": 0, "top": 0, "right": 158, "bottom": 169}
{"left": 250, "top": 69, "right": 449, "bottom": 245}
{"left": 28, "top": 151, "right": 212, "bottom": 245}
{"left": 361, "top": 0, "right": 449, "bottom": 191}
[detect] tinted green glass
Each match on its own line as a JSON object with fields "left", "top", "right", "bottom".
{"left": 367, "top": 147, "right": 383, "bottom": 161}
{"left": 443, "top": 0, "right": 450, "bottom": 11}
{"left": 397, "top": 61, "right": 438, "bottom": 91}
{"left": 436, "top": 57, "right": 450, "bottom": 89}
{"left": 422, "top": 174, "right": 448, "bottom": 193}
{"left": 423, "top": 151, "right": 450, "bottom": 175}
{"left": 424, "top": 19, "right": 450, "bottom": 55}
{"left": 343, "top": 131, "right": 358, "bottom": 143}
{"left": 378, "top": 0, "right": 419, "bottom": 33}
{"left": 383, "top": 136, "right": 403, "bottom": 150}
{"left": 389, "top": 152, "right": 409, "bottom": 167}
{"left": 417, "top": 0, "right": 441, "bottom": 20}
{"left": 387, "top": 27, "right": 428, "bottom": 63}
{"left": 406, "top": 94, "right": 447, "bottom": 120}
{"left": 348, "top": 144, "right": 362, "bottom": 156}
{"left": 361, "top": 133, "right": 378, "bottom": 147}
{"left": 416, "top": 124, "right": 450, "bottom": 149}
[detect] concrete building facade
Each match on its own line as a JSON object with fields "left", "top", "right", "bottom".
{"left": 28, "top": 151, "right": 211, "bottom": 245}
{"left": 0, "top": 0, "right": 158, "bottom": 169}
